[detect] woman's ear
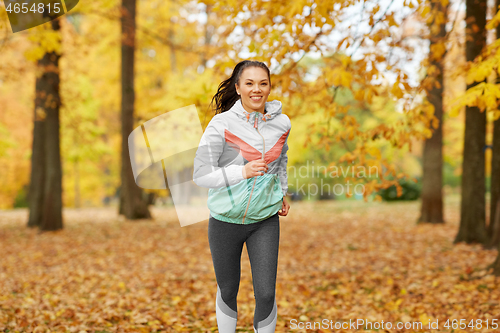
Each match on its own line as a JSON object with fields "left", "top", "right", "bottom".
{"left": 235, "top": 83, "right": 240, "bottom": 95}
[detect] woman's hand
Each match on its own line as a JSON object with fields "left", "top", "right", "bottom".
{"left": 242, "top": 159, "right": 268, "bottom": 179}
{"left": 278, "top": 197, "right": 290, "bottom": 216}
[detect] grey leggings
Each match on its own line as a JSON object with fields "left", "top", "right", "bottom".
{"left": 208, "top": 212, "right": 280, "bottom": 330}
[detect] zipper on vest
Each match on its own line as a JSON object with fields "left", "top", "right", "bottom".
{"left": 242, "top": 113, "right": 266, "bottom": 224}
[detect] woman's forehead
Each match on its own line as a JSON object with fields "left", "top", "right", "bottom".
{"left": 240, "top": 67, "right": 269, "bottom": 80}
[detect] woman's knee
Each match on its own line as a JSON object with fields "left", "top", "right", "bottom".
{"left": 219, "top": 282, "right": 239, "bottom": 302}
{"left": 254, "top": 289, "right": 275, "bottom": 304}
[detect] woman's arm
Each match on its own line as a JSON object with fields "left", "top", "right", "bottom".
{"left": 277, "top": 118, "right": 291, "bottom": 196}
{"left": 277, "top": 138, "right": 289, "bottom": 196}
{"left": 278, "top": 117, "right": 291, "bottom": 216}
{"left": 193, "top": 116, "right": 245, "bottom": 188}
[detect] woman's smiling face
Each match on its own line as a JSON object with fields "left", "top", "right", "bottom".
{"left": 235, "top": 66, "right": 271, "bottom": 114}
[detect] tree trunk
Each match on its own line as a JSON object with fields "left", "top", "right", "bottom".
{"left": 487, "top": 0, "right": 500, "bottom": 248}
{"left": 418, "top": 0, "right": 447, "bottom": 224}
{"left": 27, "top": 87, "right": 46, "bottom": 228}
{"left": 119, "top": 0, "right": 151, "bottom": 219}
{"left": 199, "top": 4, "right": 212, "bottom": 72}
{"left": 489, "top": 123, "right": 500, "bottom": 246}
{"left": 454, "top": 0, "right": 488, "bottom": 244}
{"left": 74, "top": 159, "right": 81, "bottom": 208}
{"left": 39, "top": 18, "right": 63, "bottom": 231}
{"left": 489, "top": 197, "right": 500, "bottom": 275}
{"left": 491, "top": 249, "right": 500, "bottom": 276}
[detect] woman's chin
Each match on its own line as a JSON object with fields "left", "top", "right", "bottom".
{"left": 247, "top": 99, "right": 266, "bottom": 109}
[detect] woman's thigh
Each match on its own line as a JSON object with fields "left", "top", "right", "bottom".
{"left": 208, "top": 217, "right": 246, "bottom": 290}
{"left": 245, "top": 213, "right": 280, "bottom": 296}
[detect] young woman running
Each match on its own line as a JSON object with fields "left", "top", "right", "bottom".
{"left": 193, "top": 60, "right": 291, "bottom": 333}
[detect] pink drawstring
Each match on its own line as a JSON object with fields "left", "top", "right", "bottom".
{"left": 245, "top": 111, "right": 270, "bottom": 124}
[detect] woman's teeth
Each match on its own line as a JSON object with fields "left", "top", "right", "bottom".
{"left": 251, "top": 96, "right": 262, "bottom": 101}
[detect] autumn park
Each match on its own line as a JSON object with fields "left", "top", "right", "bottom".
{"left": 1, "top": 0, "right": 500, "bottom": 332}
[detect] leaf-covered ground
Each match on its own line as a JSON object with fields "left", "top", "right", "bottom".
{"left": 1, "top": 195, "right": 499, "bottom": 333}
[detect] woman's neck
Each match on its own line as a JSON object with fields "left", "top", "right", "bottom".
{"left": 242, "top": 105, "right": 266, "bottom": 114}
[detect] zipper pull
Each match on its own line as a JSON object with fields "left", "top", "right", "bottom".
{"left": 254, "top": 115, "right": 258, "bottom": 128}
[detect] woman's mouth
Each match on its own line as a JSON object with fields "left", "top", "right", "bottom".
{"left": 250, "top": 96, "right": 262, "bottom": 101}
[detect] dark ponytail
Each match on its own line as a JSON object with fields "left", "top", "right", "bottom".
{"left": 210, "top": 60, "right": 271, "bottom": 115}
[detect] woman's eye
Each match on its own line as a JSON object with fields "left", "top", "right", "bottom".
{"left": 246, "top": 83, "right": 252, "bottom": 85}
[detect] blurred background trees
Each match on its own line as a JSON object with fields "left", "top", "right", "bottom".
{"left": 1, "top": 0, "right": 500, "bottom": 270}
